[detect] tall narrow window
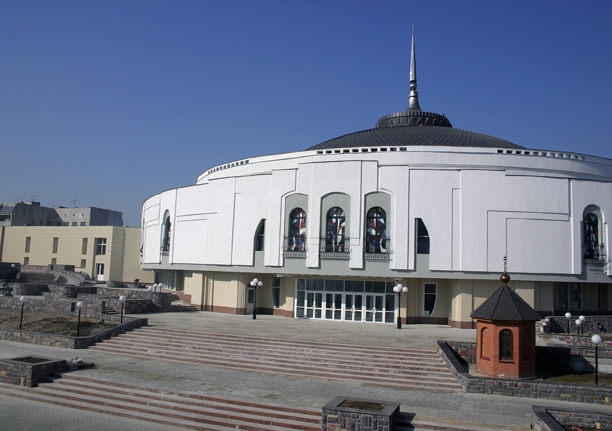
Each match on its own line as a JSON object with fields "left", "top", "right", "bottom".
{"left": 23, "top": 257, "right": 29, "bottom": 265}
{"left": 52, "top": 237, "right": 59, "bottom": 254}
{"left": 81, "top": 238, "right": 88, "bottom": 255}
{"left": 96, "top": 263, "right": 105, "bottom": 281}
{"left": 162, "top": 212, "right": 171, "bottom": 252}
{"left": 255, "top": 220, "right": 265, "bottom": 251}
{"left": 480, "top": 328, "right": 489, "bottom": 360}
{"left": 423, "top": 283, "right": 437, "bottom": 316}
{"left": 583, "top": 213, "right": 600, "bottom": 259}
{"left": 325, "top": 207, "right": 345, "bottom": 252}
{"left": 272, "top": 277, "right": 281, "bottom": 308}
{"left": 80, "top": 259, "right": 86, "bottom": 268}
{"left": 499, "top": 329, "right": 513, "bottom": 361}
{"left": 416, "top": 219, "right": 430, "bottom": 254}
{"left": 95, "top": 238, "right": 107, "bottom": 255}
{"left": 289, "top": 208, "right": 306, "bottom": 251}
{"left": 24, "top": 237, "right": 31, "bottom": 253}
{"left": 365, "top": 207, "right": 387, "bottom": 253}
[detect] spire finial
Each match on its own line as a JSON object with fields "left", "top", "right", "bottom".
{"left": 407, "top": 25, "right": 421, "bottom": 112}
{"left": 500, "top": 256, "right": 510, "bottom": 286}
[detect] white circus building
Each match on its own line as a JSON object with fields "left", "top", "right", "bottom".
{"left": 141, "top": 37, "right": 611, "bottom": 328}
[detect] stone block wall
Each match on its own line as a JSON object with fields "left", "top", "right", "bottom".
{"left": 438, "top": 341, "right": 612, "bottom": 405}
{"left": 0, "top": 357, "right": 66, "bottom": 387}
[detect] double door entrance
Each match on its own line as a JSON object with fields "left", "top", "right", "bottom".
{"left": 302, "top": 292, "right": 395, "bottom": 323}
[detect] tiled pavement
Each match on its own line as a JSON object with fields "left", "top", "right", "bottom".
{"left": 1, "top": 311, "right": 611, "bottom": 431}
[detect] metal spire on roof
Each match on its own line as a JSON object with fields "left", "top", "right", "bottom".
{"left": 407, "top": 26, "right": 421, "bottom": 112}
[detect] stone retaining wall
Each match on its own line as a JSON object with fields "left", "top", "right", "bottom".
{"left": 0, "top": 356, "right": 66, "bottom": 387}
{"left": 0, "top": 316, "right": 148, "bottom": 349}
{"left": 438, "top": 341, "right": 612, "bottom": 405}
{"left": 532, "top": 405, "right": 612, "bottom": 431}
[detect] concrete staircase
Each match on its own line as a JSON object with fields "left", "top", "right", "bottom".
{"left": 0, "top": 375, "right": 503, "bottom": 431}
{"left": 88, "top": 327, "right": 463, "bottom": 392}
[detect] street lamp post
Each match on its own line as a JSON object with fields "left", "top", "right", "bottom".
{"left": 76, "top": 301, "right": 84, "bottom": 337}
{"left": 592, "top": 334, "right": 603, "bottom": 385}
{"left": 250, "top": 278, "right": 263, "bottom": 320}
{"left": 19, "top": 296, "right": 27, "bottom": 330}
{"left": 575, "top": 319, "right": 583, "bottom": 336}
{"left": 565, "top": 312, "right": 572, "bottom": 334}
{"left": 119, "top": 295, "right": 127, "bottom": 323}
{"left": 579, "top": 315, "right": 586, "bottom": 336}
{"left": 392, "top": 283, "right": 408, "bottom": 329}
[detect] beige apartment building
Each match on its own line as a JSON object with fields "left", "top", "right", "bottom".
{"left": 0, "top": 225, "right": 153, "bottom": 285}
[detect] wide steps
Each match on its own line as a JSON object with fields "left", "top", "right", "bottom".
{"left": 88, "top": 327, "right": 463, "bottom": 391}
{"left": 0, "top": 374, "right": 321, "bottom": 431}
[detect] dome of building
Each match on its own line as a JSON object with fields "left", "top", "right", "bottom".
{"left": 307, "top": 123, "right": 524, "bottom": 151}
{"left": 309, "top": 32, "right": 523, "bottom": 152}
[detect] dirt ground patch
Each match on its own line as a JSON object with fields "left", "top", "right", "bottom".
{"left": 0, "top": 308, "right": 117, "bottom": 337}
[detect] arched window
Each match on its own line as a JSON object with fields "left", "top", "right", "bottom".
{"left": 289, "top": 208, "right": 306, "bottom": 251}
{"left": 162, "top": 212, "right": 171, "bottom": 252}
{"left": 480, "top": 327, "right": 489, "bottom": 360}
{"left": 366, "top": 207, "right": 387, "bottom": 253}
{"left": 326, "top": 207, "right": 345, "bottom": 252}
{"left": 584, "top": 213, "right": 600, "bottom": 259}
{"left": 499, "top": 329, "right": 513, "bottom": 361}
{"left": 416, "top": 218, "right": 430, "bottom": 254}
{"left": 255, "top": 219, "right": 265, "bottom": 251}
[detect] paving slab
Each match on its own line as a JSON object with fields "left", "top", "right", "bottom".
{"left": 0, "top": 311, "right": 611, "bottom": 431}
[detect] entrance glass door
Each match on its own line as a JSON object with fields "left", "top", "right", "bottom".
{"left": 365, "top": 294, "right": 384, "bottom": 322}
{"left": 306, "top": 292, "right": 323, "bottom": 318}
{"left": 344, "top": 294, "right": 363, "bottom": 322}
{"left": 325, "top": 293, "right": 342, "bottom": 320}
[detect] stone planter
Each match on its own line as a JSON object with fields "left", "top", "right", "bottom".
{"left": 0, "top": 356, "right": 66, "bottom": 387}
{"left": 322, "top": 396, "right": 399, "bottom": 431}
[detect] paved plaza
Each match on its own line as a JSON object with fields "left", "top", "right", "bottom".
{"left": 1, "top": 311, "right": 611, "bottom": 431}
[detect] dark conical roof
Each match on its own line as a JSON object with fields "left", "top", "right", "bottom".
{"left": 470, "top": 285, "right": 542, "bottom": 321}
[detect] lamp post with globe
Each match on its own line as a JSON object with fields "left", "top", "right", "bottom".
{"left": 393, "top": 283, "right": 408, "bottom": 329}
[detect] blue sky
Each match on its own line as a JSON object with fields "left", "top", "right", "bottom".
{"left": 1, "top": 1, "right": 611, "bottom": 227}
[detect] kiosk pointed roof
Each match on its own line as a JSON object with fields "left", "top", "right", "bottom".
{"left": 470, "top": 272, "right": 542, "bottom": 321}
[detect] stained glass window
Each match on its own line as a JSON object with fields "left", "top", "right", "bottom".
{"left": 365, "top": 207, "right": 387, "bottom": 253}
{"left": 289, "top": 208, "right": 306, "bottom": 251}
{"left": 325, "top": 207, "right": 345, "bottom": 252}
{"left": 583, "top": 213, "right": 599, "bottom": 259}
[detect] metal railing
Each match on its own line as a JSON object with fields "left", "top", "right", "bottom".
{"left": 319, "top": 236, "right": 351, "bottom": 259}
{"left": 283, "top": 236, "right": 307, "bottom": 258}
{"left": 364, "top": 237, "right": 392, "bottom": 260}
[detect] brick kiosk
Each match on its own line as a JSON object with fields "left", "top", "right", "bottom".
{"left": 471, "top": 271, "right": 542, "bottom": 378}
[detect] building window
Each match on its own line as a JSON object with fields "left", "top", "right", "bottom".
{"left": 480, "top": 327, "right": 489, "bottom": 360}
{"left": 416, "top": 219, "right": 430, "bottom": 254}
{"left": 95, "top": 238, "right": 107, "bottom": 255}
{"left": 365, "top": 207, "right": 387, "bottom": 253}
{"left": 72, "top": 222, "right": 77, "bottom": 226}
{"left": 325, "top": 207, "right": 346, "bottom": 252}
{"left": 62, "top": 222, "right": 68, "bottom": 226}
{"left": 255, "top": 220, "right": 265, "bottom": 251}
{"left": 499, "top": 329, "right": 513, "bottom": 361}
{"left": 80, "top": 222, "right": 86, "bottom": 226}
{"left": 51, "top": 258, "right": 57, "bottom": 265}
{"left": 288, "top": 208, "right": 306, "bottom": 251}
{"left": 272, "top": 277, "right": 281, "bottom": 308}
{"left": 80, "top": 259, "right": 86, "bottom": 268}
{"left": 557, "top": 282, "right": 583, "bottom": 310}
{"left": 423, "top": 283, "right": 437, "bottom": 316}
{"left": 23, "top": 256, "right": 29, "bottom": 265}
{"left": 583, "top": 213, "right": 604, "bottom": 260}
{"left": 52, "top": 237, "right": 59, "bottom": 254}
{"left": 82, "top": 238, "right": 88, "bottom": 255}
{"left": 162, "top": 212, "right": 171, "bottom": 252}
{"left": 24, "top": 237, "right": 31, "bottom": 253}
